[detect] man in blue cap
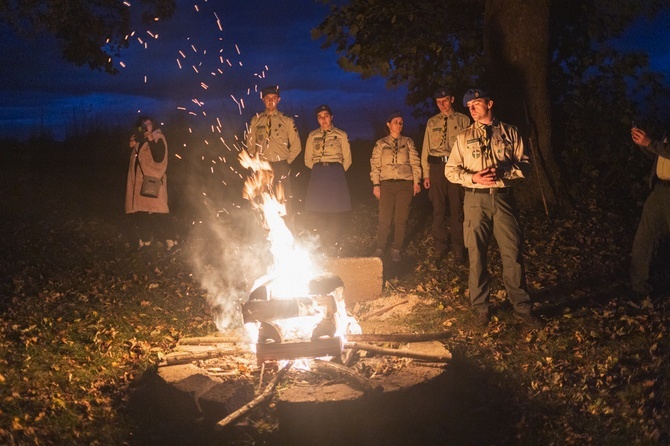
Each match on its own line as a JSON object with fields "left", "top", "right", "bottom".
{"left": 446, "top": 88, "right": 541, "bottom": 329}
{"left": 246, "top": 85, "right": 302, "bottom": 219}
{"left": 421, "top": 87, "right": 471, "bottom": 263}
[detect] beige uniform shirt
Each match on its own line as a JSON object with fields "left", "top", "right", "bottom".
{"left": 445, "top": 119, "right": 530, "bottom": 188}
{"left": 304, "top": 126, "right": 352, "bottom": 171}
{"left": 370, "top": 135, "right": 421, "bottom": 185}
{"left": 246, "top": 110, "right": 301, "bottom": 163}
{"left": 421, "top": 111, "right": 470, "bottom": 178}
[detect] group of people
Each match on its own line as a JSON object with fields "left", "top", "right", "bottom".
{"left": 240, "top": 84, "right": 540, "bottom": 328}
{"left": 124, "top": 83, "right": 668, "bottom": 331}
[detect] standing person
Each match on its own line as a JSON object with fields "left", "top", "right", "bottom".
{"left": 126, "top": 116, "right": 176, "bottom": 250}
{"left": 304, "top": 104, "right": 352, "bottom": 254}
{"left": 421, "top": 87, "right": 471, "bottom": 263}
{"left": 630, "top": 125, "right": 670, "bottom": 297}
{"left": 370, "top": 112, "right": 422, "bottom": 262}
{"left": 445, "top": 89, "right": 540, "bottom": 328}
{"left": 246, "top": 85, "right": 302, "bottom": 220}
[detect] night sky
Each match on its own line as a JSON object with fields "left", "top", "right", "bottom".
{"left": 0, "top": 1, "right": 668, "bottom": 142}
{"left": 0, "top": 0, "right": 413, "bottom": 143}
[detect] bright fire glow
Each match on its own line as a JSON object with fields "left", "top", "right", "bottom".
{"left": 239, "top": 150, "right": 360, "bottom": 351}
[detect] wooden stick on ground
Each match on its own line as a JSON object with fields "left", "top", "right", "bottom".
{"left": 159, "top": 347, "right": 250, "bottom": 367}
{"left": 346, "top": 331, "right": 451, "bottom": 343}
{"left": 177, "top": 336, "right": 243, "bottom": 345}
{"left": 216, "top": 361, "right": 293, "bottom": 429}
{"left": 344, "top": 342, "right": 452, "bottom": 363}
{"left": 311, "top": 359, "right": 382, "bottom": 394}
{"left": 359, "top": 300, "right": 409, "bottom": 321}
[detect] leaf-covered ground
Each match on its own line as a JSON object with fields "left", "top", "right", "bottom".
{"left": 1, "top": 154, "right": 669, "bottom": 445}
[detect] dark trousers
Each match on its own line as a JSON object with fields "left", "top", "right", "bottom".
{"left": 314, "top": 211, "right": 348, "bottom": 247}
{"left": 463, "top": 190, "right": 531, "bottom": 314}
{"left": 630, "top": 184, "right": 670, "bottom": 294}
{"left": 428, "top": 162, "right": 465, "bottom": 258}
{"left": 376, "top": 180, "right": 413, "bottom": 250}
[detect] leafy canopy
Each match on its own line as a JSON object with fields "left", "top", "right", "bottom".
{"left": 0, "top": 0, "right": 176, "bottom": 74}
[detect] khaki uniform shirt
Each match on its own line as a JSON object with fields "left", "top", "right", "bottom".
{"left": 304, "top": 126, "right": 352, "bottom": 171}
{"left": 246, "top": 110, "right": 301, "bottom": 163}
{"left": 421, "top": 111, "right": 470, "bottom": 178}
{"left": 370, "top": 135, "right": 421, "bottom": 185}
{"left": 445, "top": 119, "right": 530, "bottom": 188}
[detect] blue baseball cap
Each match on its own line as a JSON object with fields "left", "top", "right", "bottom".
{"left": 433, "top": 87, "right": 453, "bottom": 99}
{"left": 386, "top": 111, "right": 403, "bottom": 123}
{"left": 462, "top": 88, "right": 490, "bottom": 107}
{"left": 261, "top": 85, "right": 280, "bottom": 97}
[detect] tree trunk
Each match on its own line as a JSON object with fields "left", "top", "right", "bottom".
{"left": 483, "top": 0, "right": 567, "bottom": 212}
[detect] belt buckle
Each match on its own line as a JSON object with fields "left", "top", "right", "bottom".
{"left": 442, "top": 156, "right": 448, "bottom": 163}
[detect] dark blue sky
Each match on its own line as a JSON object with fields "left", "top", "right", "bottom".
{"left": 0, "top": 0, "right": 412, "bottom": 142}
{"left": 0, "top": 1, "right": 668, "bottom": 143}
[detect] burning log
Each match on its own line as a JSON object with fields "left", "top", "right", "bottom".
{"left": 242, "top": 295, "right": 336, "bottom": 324}
{"left": 216, "top": 361, "right": 293, "bottom": 429}
{"left": 255, "top": 337, "right": 342, "bottom": 365}
{"left": 343, "top": 342, "right": 452, "bottom": 363}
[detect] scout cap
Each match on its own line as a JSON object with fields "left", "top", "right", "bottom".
{"left": 386, "top": 111, "right": 402, "bottom": 123}
{"left": 462, "top": 88, "right": 490, "bottom": 107}
{"left": 433, "top": 87, "right": 453, "bottom": 99}
{"left": 261, "top": 85, "right": 280, "bottom": 97}
{"left": 315, "top": 104, "right": 332, "bottom": 115}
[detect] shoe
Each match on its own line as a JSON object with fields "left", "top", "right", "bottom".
{"left": 513, "top": 311, "right": 543, "bottom": 329}
{"left": 391, "top": 249, "right": 401, "bottom": 262}
{"left": 372, "top": 248, "right": 383, "bottom": 257}
{"left": 476, "top": 311, "right": 490, "bottom": 327}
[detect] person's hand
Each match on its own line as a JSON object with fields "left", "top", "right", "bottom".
{"left": 373, "top": 185, "right": 381, "bottom": 200}
{"left": 472, "top": 167, "right": 498, "bottom": 186}
{"left": 423, "top": 178, "right": 431, "bottom": 189}
{"left": 413, "top": 183, "right": 421, "bottom": 196}
{"left": 632, "top": 128, "right": 651, "bottom": 147}
{"left": 129, "top": 135, "right": 136, "bottom": 148}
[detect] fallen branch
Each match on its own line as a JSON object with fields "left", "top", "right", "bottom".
{"left": 177, "top": 336, "right": 243, "bottom": 345}
{"left": 360, "top": 300, "right": 409, "bottom": 321}
{"left": 311, "top": 359, "right": 382, "bottom": 394}
{"left": 159, "top": 347, "right": 250, "bottom": 367}
{"left": 216, "top": 361, "right": 293, "bottom": 429}
{"left": 343, "top": 342, "right": 452, "bottom": 363}
{"left": 346, "top": 331, "right": 451, "bottom": 343}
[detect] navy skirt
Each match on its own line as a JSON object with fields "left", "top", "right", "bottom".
{"left": 304, "top": 163, "right": 352, "bottom": 212}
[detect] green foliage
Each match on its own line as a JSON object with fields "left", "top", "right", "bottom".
{"left": 0, "top": 0, "right": 176, "bottom": 73}
{"left": 314, "top": 0, "right": 485, "bottom": 116}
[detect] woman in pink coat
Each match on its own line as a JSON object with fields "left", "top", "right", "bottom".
{"left": 126, "top": 116, "right": 176, "bottom": 250}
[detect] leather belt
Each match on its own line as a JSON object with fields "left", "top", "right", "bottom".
{"left": 382, "top": 179, "right": 412, "bottom": 183}
{"left": 428, "top": 155, "right": 448, "bottom": 164}
{"left": 315, "top": 162, "right": 339, "bottom": 167}
{"left": 464, "top": 187, "right": 511, "bottom": 195}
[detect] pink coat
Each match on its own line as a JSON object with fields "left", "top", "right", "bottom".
{"left": 125, "top": 129, "right": 169, "bottom": 214}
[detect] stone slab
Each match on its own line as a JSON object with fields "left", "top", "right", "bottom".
{"left": 322, "top": 257, "right": 383, "bottom": 306}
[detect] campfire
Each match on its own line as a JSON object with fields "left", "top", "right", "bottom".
{"left": 238, "top": 150, "right": 361, "bottom": 365}
{"left": 155, "top": 151, "right": 452, "bottom": 431}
